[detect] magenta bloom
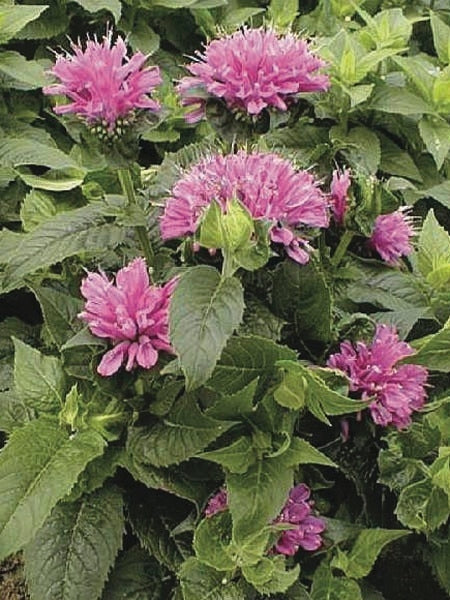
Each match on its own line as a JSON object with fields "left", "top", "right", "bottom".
{"left": 274, "top": 484, "right": 326, "bottom": 555}
{"left": 205, "top": 489, "right": 228, "bottom": 517}
{"left": 330, "top": 168, "right": 351, "bottom": 225}
{"left": 79, "top": 258, "right": 177, "bottom": 377}
{"left": 43, "top": 31, "right": 162, "bottom": 130}
{"left": 178, "top": 28, "right": 329, "bottom": 123}
{"left": 327, "top": 324, "right": 428, "bottom": 429}
{"left": 161, "top": 151, "right": 329, "bottom": 264}
{"left": 369, "top": 209, "right": 414, "bottom": 265}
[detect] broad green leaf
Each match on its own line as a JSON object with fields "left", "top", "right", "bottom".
{"left": 342, "top": 127, "right": 380, "bottom": 175}
{"left": 360, "top": 8, "right": 412, "bottom": 49}
{"left": 379, "top": 135, "right": 423, "bottom": 182}
{"left": 370, "top": 85, "right": 431, "bottom": 115}
{"left": 269, "top": 0, "right": 298, "bottom": 28}
{"left": 20, "top": 189, "right": 57, "bottom": 232}
{"left": 194, "top": 512, "right": 235, "bottom": 571}
{"left": 129, "top": 21, "right": 160, "bottom": 56}
{"left": 0, "top": 389, "right": 34, "bottom": 434}
{"left": 227, "top": 454, "right": 293, "bottom": 541}
{"left": 0, "top": 51, "right": 45, "bottom": 90}
{"left": 179, "top": 557, "right": 249, "bottom": 600}
{"left": 205, "top": 378, "right": 258, "bottom": 421}
{"left": 14, "top": 3, "right": 68, "bottom": 40}
{"left": 348, "top": 84, "right": 374, "bottom": 108}
{"left": 285, "top": 437, "right": 336, "bottom": 468}
{"left": 67, "top": 446, "right": 123, "bottom": 502}
{"left": 198, "top": 436, "right": 256, "bottom": 474}
{"left": 102, "top": 546, "right": 163, "bottom": 600}
{"left": 0, "top": 137, "right": 77, "bottom": 170}
{"left": 416, "top": 209, "right": 450, "bottom": 277}
{"left": 311, "top": 562, "right": 362, "bottom": 600}
{"left": 395, "top": 478, "right": 431, "bottom": 531}
{"left": 25, "top": 485, "right": 124, "bottom": 600}
{"left": 409, "top": 324, "right": 450, "bottom": 372}
{"left": 127, "top": 393, "right": 234, "bottom": 467}
{"left": 272, "top": 260, "right": 332, "bottom": 342}
{"left": 242, "top": 556, "right": 299, "bottom": 595}
{"left": 429, "top": 538, "right": 450, "bottom": 594}
{"left": 240, "top": 298, "right": 285, "bottom": 341}
{"left": 393, "top": 55, "right": 435, "bottom": 104}
{"left": 17, "top": 167, "right": 86, "bottom": 191}
{"left": 170, "top": 266, "right": 244, "bottom": 390}
{"left": 419, "top": 116, "right": 450, "bottom": 170}
{"left": 207, "top": 335, "right": 296, "bottom": 394}
{"left": 70, "top": 0, "right": 121, "bottom": 22}
{"left": 274, "top": 366, "right": 307, "bottom": 410}
{"left": 221, "top": 8, "right": 265, "bottom": 28}
{"left": 32, "top": 286, "right": 83, "bottom": 349}
{"left": 333, "top": 529, "right": 409, "bottom": 579}
{"left": 13, "top": 338, "right": 65, "bottom": 414}
{"left": 0, "top": 5, "right": 47, "bottom": 43}
{"left": 433, "top": 66, "right": 450, "bottom": 113}
{"left": 431, "top": 12, "right": 450, "bottom": 64}
{"left": 0, "top": 417, "right": 105, "bottom": 559}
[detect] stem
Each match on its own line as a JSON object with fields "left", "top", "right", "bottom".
{"left": 331, "top": 230, "right": 354, "bottom": 267}
{"left": 118, "top": 168, "right": 154, "bottom": 267}
{"left": 221, "top": 249, "right": 236, "bottom": 278}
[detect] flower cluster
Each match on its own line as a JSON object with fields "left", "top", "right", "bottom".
{"left": 205, "top": 484, "right": 325, "bottom": 555}
{"left": 330, "top": 168, "right": 351, "bottom": 225}
{"left": 369, "top": 209, "right": 415, "bottom": 265}
{"left": 327, "top": 324, "right": 428, "bottom": 428}
{"left": 178, "top": 28, "right": 330, "bottom": 123}
{"left": 43, "top": 31, "right": 161, "bottom": 131}
{"left": 79, "top": 258, "right": 177, "bottom": 376}
{"left": 161, "top": 150, "right": 329, "bottom": 264}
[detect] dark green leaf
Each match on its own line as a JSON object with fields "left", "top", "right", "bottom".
{"left": 102, "top": 546, "right": 163, "bottom": 600}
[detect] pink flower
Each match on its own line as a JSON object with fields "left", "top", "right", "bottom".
{"left": 369, "top": 209, "right": 414, "bottom": 265}
{"left": 274, "top": 484, "right": 326, "bottom": 555}
{"left": 205, "top": 489, "right": 228, "bottom": 517}
{"left": 43, "top": 31, "right": 162, "bottom": 130}
{"left": 327, "top": 324, "right": 428, "bottom": 429}
{"left": 330, "top": 168, "right": 351, "bottom": 225}
{"left": 79, "top": 258, "right": 177, "bottom": 377}
{"left": 160, "top": 151, "right": 329, "bottom": 264}
{"left": 178, "top": 28, "right": 329, "bottom": 123}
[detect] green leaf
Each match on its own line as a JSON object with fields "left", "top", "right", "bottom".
{"left": 409, "top": 324, "right": 450, "bottom": 372}
{"left": 272, "top": 260, "right": 332, "bottom": 342}
{"left": 198, "top": 199, "right": 254, "bottom": 253}
{"left": 70, "top": 0, "right": 121, "bottom": 22}
{"left": 102, "top": 546, "right": 163, "bottom": 600}
{"left": 395, "top": 478, "right": 431, "bottom": 531}
{"left": 285, "top": 437, "right": 336, "bottom": 468}
{"left": 20, "top": 189, "right": 57, "bottom": 232}
{"left": 227, "top": 455, "right": 293, "bottom": 541}
{"left": 194, "top": 512, "right": 235, "bottom": 571}
{"left": 127, "top": 393, "right": 234, "bottom": 467}
{"left": 221, "top": 8, "right": 265, "bottom": 28}
{"left": 0, "top": 389, "right": 34, "bottom": 434}
{"left": 129, "top": 21, "right": 160, "bottom": 56}
{"left": 0, "top": 51, "right": 45, "bottom": 90}
{"left": 179, "top": 557, "right": 249, "bottom": 600}
{"left": 370, "top": 85, "right": 432, "bottom": 115}
{"left": 342, "top": 127, "right": 381, "bottom": 175}
{"left": 333, "top": 529, "right": 409, "bottom": 579}
{"left": 207, "top": 335, "right": 297, "bottom": 394}
{"left": 429, "top": 538, "right": 450, "bottom": 594}
{"left": 32, "top": 287, "right": 83, "bottom": 349}
{"left": 0, "top": 5, "right": 47, "bottom": 43}
{"left": 25, "top": 485, "right": 124, "bottom": 600}
{"left": 311, "top": 562, "right": 362, "bottom": 600}
{"left": 169, "top": 266, "right": 244, "bottom": 391}
{"left": 419, "top": 116, "right": 450, "bottom": 170}
{"left": 431, "top": 12, "right": 450, "bottom": 64}
{"left": 269, "top": 0, "right": 298, "bottom": 28}
{"left": 205, "top": 379, "right": 257, "bottom": 421}
{"left": 0, "top": 417, "right": 105, "bottom": 559}
{"left": 274, "top": 366, "right": 307, "bottom": 410}
{"left": 0, "top": 137, "right": 77, "bottom": 170}
{"left": 242, "top": 556, "right": 299, "bottom": 595}
{"left": 17, "top": 167, "right": 86, "bottom": 191}
{"left": 379, "top": 135, "right": 423, "bottom": 182}
{"left": 13, "top": 338, "right": 65, "bottom": 414}
{"left": 198, "top": 436, "right": 256, "bottom": 474}
{"left": 416, "top": 209, "right": 450, "bottom": 278}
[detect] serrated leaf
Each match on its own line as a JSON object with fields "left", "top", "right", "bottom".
{"left": 416, "top": 209, "right": 450, "bottom": 278}
{"left": 179, "top": 557, "right": 248, "bottom": 600}
{"left": 198, "top": 436, "right": 256, "bottom": 474}
{"left": 419, "top": 116, "right": 450, "bottom": 170}
{"left": 32, "top": 287, "right": 82, "bottom": 349}
{"left": 71, "top": 0, "right": 121, "bottom": 22}
{"left": 0, "top": 51, "right": 45, "bottom": 90}
{"left": 208, "top": 335, "right": 297, "bottom": 394}
{"left": 285, "top": 437, "right": 336, "bottom": 468}
{"left": 194, "top": 512, "right": 235, "bottom": 571}
{"left": 102, "top": 546, "right": 163, "bottom": 600}
{"left": 342, "top": 127, "right": 380, "bottom": 175}
{"left": 0, "top": 417, "right": 106, "bottom": 559}
{"left": 370, "top": 85, "right": 431, "bottom": 115}
{"left": 431, "top": 12, "right": 450, "bottom": 64}
{"left": 13, "top": 338, "right": 65, "bottom": 414}
{"left": 25, "top": 485, "right": 124, "bottom": 600}
{"left": 0, "top": 389, "right": 34, "bottom": 434}
{"left": 17, "top": 167, "right": 86, "bottom": 191}
{"left": 0, "top": 5, "right": 47, "bottom": 44}
{"left": 0, "top": 137, "right": 77, "bottom": 170}
{"left": 170, "top": 266, "right": 244, "bottom": 391}
{"left": 311, "top": 562, "right": 362, "bottom": 600}
{"left": 242, "top": 556, "right": 299, "bottom": 595}
{"left": 409, "top": 325, "right": 450, "bottom": 372}
{"left": 127, "top": 393, "right": 234, "bottom": 467}
{"left": 20, "top": 189, "right": 57, "bottom": 232}
{"left": 221, "top": 7, "right": 264, "bottom": 28}
{"left": 269, "top": 0, "right": 298, "bottom": 28}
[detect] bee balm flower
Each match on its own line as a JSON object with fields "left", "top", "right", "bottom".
{"left": 160, "top": 150, "right": 329, "bottom": 264}
{"left": 369, "top": 209, "right": 414, "bottom": 265}
{"left": 79, "top": 258, "right": 176, "bottom": 376}
{"left": 330, "top": 168, "right": 351, "bottom": 225}
{"left": 178, "top": 28, "right": 329, "bottom": 123}
{"left": 43, "top": 31, "right": 162, "bottom": 131}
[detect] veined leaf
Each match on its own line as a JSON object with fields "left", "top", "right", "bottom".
{"left": 409, "top": 323, "right": 450, "bottom": 372}
{"left": 419, "top": 116, "right": 450, "bottom": 170}
{"left": 170, "top": 266, "right": 244, "bottom": 391}
{"left": 31, "top": 287, "right": 82, "bottom": 349}
{"left": 25, "top": 485, "right": 124, "bottom": 600}
{"left": 0, "top": 137, "right": 77, "bottom": 170}
{"left": 198, "top": 436, "right": 256, "bottom": 474}
{"left": 416, "top": 209, "right": 450, "bottom": 278}
{"left": 0, "top": 5, "right": 48, "bottom": 44}
{"left": 431, "top": 12, "right": 450, "bottom": 64}
{"left": 0, "top": 51, "right": 46, "bottom": 90}
{"left": 0, "top": 417, "right": 105, "bottom": 559}
{"left": 179, "top": 557, "right": 249, "bottom": 600}
{"left": 242, "top": 556, "right": 300, "bottom": 595}
{"left": 70, "top": 0, "right": 121, "bottom": 22}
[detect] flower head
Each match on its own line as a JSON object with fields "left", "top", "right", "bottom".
{"left": 43, "top": 31, "right": 162, "bottom": 131}
{"left": 369, "top": 209, "right": 414, "bottom": 265}
{"left": 327, "top": 324, "right": 428, "bottom": 429}
{"left": 79, "top": 258, "right": 177, "bottom": 376}
{"left": 178, "top": 28, "right": 329, "bottom": 123}
{"left": 330, "top": 168, "right": 351, "bottom": 225}
{"left": 161, "top": 150, "right": 329, "bottom": 264}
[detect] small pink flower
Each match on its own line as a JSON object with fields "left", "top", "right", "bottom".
{"left": 160, "top": 150, "right": 329, "bottom": 264}
{"left": 205, "top": 489, "right": 228, "bottom": 517}
{"left": 330, "top": 168, "right": 351, "bottom": 225}
{"left": 43, "top": 31, "right": 162, "bottom": 130}
{"left": 327, "top": 324, "right": 428, "bottom": 429}
{"left": 369, "top": 209, "right": 414, "bottom": 265}
{"left": 79, "top": 258, "right": 177, "bottom": 376}
{"left": 178, "top": 28, "right": 329, "bottom": 123}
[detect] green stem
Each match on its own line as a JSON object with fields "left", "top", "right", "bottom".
{"left": 221, "top": 249, "right": 236, "bottom": 279}
{"left": 118, "top": 168, "right": 154, "bottom": 267}
{"left": 331, "top": 230, "right": 354, "bottom": 267}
